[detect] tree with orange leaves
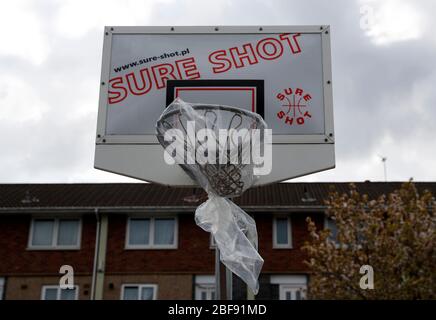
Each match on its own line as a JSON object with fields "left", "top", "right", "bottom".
{"left": 303, "top": 182, "right": 435, "bottom": 299}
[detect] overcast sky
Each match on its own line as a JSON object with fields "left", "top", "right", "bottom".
{"left": 0, "top": 0, "right": 435, "bottom": 184}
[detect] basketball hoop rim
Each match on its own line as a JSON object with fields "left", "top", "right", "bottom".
{"left": 157, "top": 103, "right": 266, "bottom": 130}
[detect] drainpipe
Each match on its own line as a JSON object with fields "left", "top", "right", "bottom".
{"left": 96, "top": 212, "right": 109, "bottom": 300}
{"left": 91, "top": 208, "right": 109, "bottom": 300}
{"left": 91, "top": 208, "right": 100, "bottom": 300}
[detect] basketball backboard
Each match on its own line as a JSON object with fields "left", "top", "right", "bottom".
{"left": 95, "top": 26, "right": 335, "bottom": 185}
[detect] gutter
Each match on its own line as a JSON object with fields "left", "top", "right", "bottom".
{"left": 0, "top": 205, "right": 327, "bottom": 214}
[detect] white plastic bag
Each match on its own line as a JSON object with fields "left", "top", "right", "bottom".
{"left": 195, "top": 195, "right": 263, "bottom": 293}
{"left": 156, "top": 98, "right": 266, "bottom": 294}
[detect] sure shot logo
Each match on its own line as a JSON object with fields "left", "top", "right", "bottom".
{"left": 276, "top": 86, "right": 312, "bottom": 126}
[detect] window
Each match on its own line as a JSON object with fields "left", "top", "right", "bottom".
{"left": 41, "top": 286, "right": 78, "bottom": 300}
{"left": 29, "top": 218, "right": 81, "bottom": 249}
{"left": 273, "top": 217, "right": 292, "bottom": 248}
{"left": 280, "top": 285, "right": 306, "bottom": 300}
{"left": 196, "top": 285, "right": 216, "bottom": 300}
{"left": 324, "top": 216, "right": 338, "bottom": 242}
{"left": 271, "top": 275, "right": 307, "bottom": 300}
{"left": 121, "top": 284, "right": 157, "bottom": 300}
{"left": 126, "top": 217, "right": 177, "bottom": 249}
{"left": 195, "top": 276, "right": 215, "bottom": 300}
{"left": 0, "top": 278, "right": 4, "bottom": 300}
{"left": 325, "top": 216, "right": 364, "bottom": 249}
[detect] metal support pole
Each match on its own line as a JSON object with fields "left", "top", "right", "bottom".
{"left": 215, "top": 246, "right": 233, "bottom": 300}
{"left": 226, "top": 267, "right": 233, "bottom": 300}
{"left": 215, "top": 247, "right": 221, "bottom": 300}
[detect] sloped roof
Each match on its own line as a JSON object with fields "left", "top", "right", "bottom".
{"left": 0, "top": 182, "right": 435, "bottom": 212}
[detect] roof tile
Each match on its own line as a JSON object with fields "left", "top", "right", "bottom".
{"left": 1, "top": 182, "right": 435, "bottom": 209}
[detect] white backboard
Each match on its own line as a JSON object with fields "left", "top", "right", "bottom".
{"left": 95, "top": 26, "right": 335, "bottom": 185}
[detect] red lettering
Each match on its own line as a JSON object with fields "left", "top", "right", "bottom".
{"left": 176, "top": 57, "right": 201, "bottom": 79}
{"left": 108, "top": 77, "right": 128, "bottom": 104}
{"left": 277, "top": 93, "right": 285, "bottom": 101}
{"left": 284, "top": 88, "right": 293, "bottom": 95}
{"left": 152, "top": 63, "right": 178, "bottom": 89}
{"left": 277, "top": 86, "right": 312, "bottom": 126}
{"left": 229, "top": 43, "right": 258, "bottom": 68}
{"left": 277, "top": 111, "right": 285, "bottom": 119}
{"left": 110, "top": 57, "right": 205, "bottom": 100}
{"left": 208, "top": 34, "right": 303, "bottom": 74}
{"left": 256, "top": 38, "right": 283, "bottom": 60}
{"left": 279, "top": 33, "right": 302, "bottom": 54}
{"left": 208, "top": 50, "right": 232, "bottom": 74}
{"left": 126, "top": 68, "right": 152, "bottom": 96}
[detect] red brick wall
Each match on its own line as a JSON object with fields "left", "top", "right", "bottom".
{"left": 105, "top": 212, "right": 325, "bottom": 274}
{"left": 0, "top": 212, "right": 324, "bottom": 276}
{"left": 5, "top": 276, "right": 92, "bottom": 300}
{"left": 105, "top": 214, "right": 216, "bottom": 274}
{"left": 0, "top": 215, "right": 96, "bottom": 275}
{"left": 103, "top": 274, "right": 192, "bottom": 300}
{"left": 257, "top": 212, "right": 323, "bottom": 273}
{"left": 0, "top": 211, "right": 324, "bottom": 300}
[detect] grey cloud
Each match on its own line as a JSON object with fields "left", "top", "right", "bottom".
{"left": 0, "top": 0, "right": 435, "bottom": 183}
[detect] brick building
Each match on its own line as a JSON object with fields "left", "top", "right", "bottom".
{"left": 0, "top": 182, "right": 433, "bottom": 300}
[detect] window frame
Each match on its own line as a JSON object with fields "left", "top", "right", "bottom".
{"left": 279, "top": 284, "right": 306, "bottom": 300}
{"left": 125, "top": 216, "right": 178, "bottom": 249}
{"left": 41, "top": 285, "right": 79, "bottom": 300}
{"left": 120, "top": 284, "right": 158, "bottom": 300}
{"left": 273, "top": 216, "right": 293, "bottom": 249}
{"left": 324, "top": 215, "right": 363, "bottom": 249}
{"left": 324, "top": 215, "right": 340, "bottom": 246}
{"left": 271, "top": 275, "right": 307, "bottom": 300}
{"left": 195, "top": 284, "right": 216, "bottom": 300}
{"left": 28, "top": 217, "right": 82, "bottom": 250}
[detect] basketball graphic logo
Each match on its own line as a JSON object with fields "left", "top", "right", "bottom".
{"left": 276, "top": 87, "right": 312, "bottom": 126}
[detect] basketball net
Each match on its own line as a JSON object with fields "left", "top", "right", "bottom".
{"left": 156, "top": 98, "right": 265, "bottom": 294}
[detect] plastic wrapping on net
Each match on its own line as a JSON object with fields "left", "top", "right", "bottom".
{"left": 156, "top": 98, "right": 266, "bottom": 294}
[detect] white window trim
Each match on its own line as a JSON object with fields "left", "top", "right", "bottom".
{"left": 125, "top": 216, "right": 178, "bottom": 249}
{"left": 41, "top": 285, "right": 79, "bottom": 300}
{"left": 195, "top": 275, "right": 215, "bottom": 285}
{"left": 120, "top": 284, "right": 158, "bottom": 300}
{"left": 28, "top": 217, "right": 82, "bottom": 250}
{"left": 273, "top": 216, "right": 292, "bottom": 249}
